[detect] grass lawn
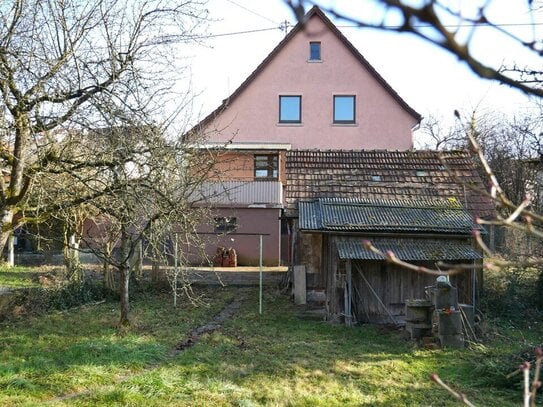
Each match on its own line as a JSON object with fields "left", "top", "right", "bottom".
{"left": 0, "top": 265, "right": 43, "bottom": 289}
{"left": 0, "top": 285, "right": 538, "bottom": 406}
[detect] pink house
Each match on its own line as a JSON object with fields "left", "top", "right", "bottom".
{"left": 191, "top": 6, "right": 421, "bottom": 266}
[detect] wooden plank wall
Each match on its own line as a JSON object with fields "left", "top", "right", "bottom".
{"left": 297, "top": 233, "right": 324, "bottom": 288}
{"left": 351, "top": 261, "right": 474, "bottom": 323}
{"left": 304, "top": 233, "right": 477, "bottom": 324}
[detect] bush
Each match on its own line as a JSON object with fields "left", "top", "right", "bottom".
{"left": 44, "top": 279, "right": 115, "bottom": 309}
{"left": 481, "top": 263, "right": 542, "bottom": 319}
{"left": 2, "top": 279, "right": 116, "bottom": 320}
{"left": 470, "top": 343, "right": 543, "bottom": 397}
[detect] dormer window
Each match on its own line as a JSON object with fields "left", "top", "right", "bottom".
{"left": 309, "top": 42, "right": 321, "bottom": 61}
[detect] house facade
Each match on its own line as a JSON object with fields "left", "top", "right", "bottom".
{"left": 192, "top": 6, "right": 422, "bottom": 265}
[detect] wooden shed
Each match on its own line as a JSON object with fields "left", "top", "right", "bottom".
{"left": 297, "top": 197, "right": 483, "bottom": 324}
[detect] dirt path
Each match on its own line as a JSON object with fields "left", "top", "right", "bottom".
{"left": 171, "top": 297, "right": 242, "bottom": 355}
{"left": 52, "top": 297, "right": 243, "bottom": 403}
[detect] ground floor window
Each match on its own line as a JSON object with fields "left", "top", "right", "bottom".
{"left": 214, "top": 217, "right": 237, "bottom": 233}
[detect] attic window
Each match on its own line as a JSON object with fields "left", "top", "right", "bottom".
{"left": 416, "top": 170, "right": 429, "bottom": 177}
{"left": 371, "top": 175, "right": 381, "bottom": 182}
{"left": 333, "top": 95, "right": 356, "bottom": 124}
{"left": 279, "top": 95, "right": 301, "bottom": 123}
{"left": 309, "top": 42, "right": 321, "bottom": 60}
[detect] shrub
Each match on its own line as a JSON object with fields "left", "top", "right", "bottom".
{"left": 1, "top": 279, "right": 115, "bottom": 320}
{"left": 481, "top": 263, "right": 542, "bottom": 320}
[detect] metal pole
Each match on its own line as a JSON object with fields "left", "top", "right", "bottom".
{"left": 259, "top": 234, "right": 263, "bottom": 315}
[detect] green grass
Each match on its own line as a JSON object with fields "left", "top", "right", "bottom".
{"left": 0, "top": 265, "right": 42, "bottom": 289}
{"left": 0, "top": 286, "right": 538, "bottom": 406}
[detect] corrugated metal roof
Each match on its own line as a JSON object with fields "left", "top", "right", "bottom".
{"left": 299, "top": 197, "right": 481, "bottom": 234}
{"left": 336, "top": 237, "right": 482, "bottom": 261}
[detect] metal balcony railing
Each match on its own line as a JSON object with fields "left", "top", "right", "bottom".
{"left": 194, "top": 180, "right": 283, "bottom": 206}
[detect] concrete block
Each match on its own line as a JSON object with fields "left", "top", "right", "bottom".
{"left": 431, "top": 284, "right": 458, "bottom": 310}
{"left": 294, "top": 265, "right": 306, "bottom": 305}
{"left": 437, "top": 311, "right": 463, "bottom": 335}
{"left": 439, "top": 334, "right": 465, "bottom": 349}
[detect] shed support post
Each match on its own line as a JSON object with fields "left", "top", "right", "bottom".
{"left": 345, "top": 259, "right": 353, "bottom": 326}
{"left": 326, "top": 236, "right": 340, "bottom": 323}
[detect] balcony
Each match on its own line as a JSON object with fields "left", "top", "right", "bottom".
{"left": 194, "top": 180, "right": 283, "bottom": 207}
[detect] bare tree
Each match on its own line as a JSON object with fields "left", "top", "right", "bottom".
{"left": 47, "top": 117, "right": 217, "bottom": 326}
{"left": 0, "top": 0, "right": 207, "bottom": 257}
{"left": 419, "top": 107, "right": 543, "bottom": 213}
{"left": 285, "top": 1, "right": 543, "bottom": 98}
{"left": 416, "top": 114, "right": 467, "bottom": 150}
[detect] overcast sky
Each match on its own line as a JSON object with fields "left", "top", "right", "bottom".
{"left": 180, "top": 0, "right": 542, "bottom": 143}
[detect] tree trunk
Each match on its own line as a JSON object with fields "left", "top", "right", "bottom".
{"left": 0, "top": 114, "right": 32, "bottom": 259}
{"left": 119, "top": 262, "right": 130, "bottom": 327}
{"left": 151, "top": 260, "right": 161, "bottom": 282}
{"left": 118, "top": 227, "right": 131, "bottom": 327}
{"left": 0, "top": 209, "right": 14, "bottom": 262}
{"left": 151, "top": 241, "right": 163, "bottom": 284}
{"left": 104, "top": 261, "right": 116, "bottom": 291}
{"left": 103, "top": 241, "right": 116, "bottom": 290}
{"left": 64, "top": 233, "right": 82, "bottom": 281}
{"left": 130, "top": 240, "right": 143, "bottom": 280}
{"left": 7, "top": 234, "right": 15, "bottom": 267}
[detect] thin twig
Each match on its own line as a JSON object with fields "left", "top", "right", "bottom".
{"left": 524, "top": 362, "right": 531, "bottom": 407}
{"left": 430, "top": 373, "right": 476, "bottom": 407}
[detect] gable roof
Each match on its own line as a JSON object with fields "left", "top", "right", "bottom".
{"left": 191, "top": 6, "right": 421, "bottom": 135}
{"left": 285, "top": 150, "right": 495, "bottom": 219}
{"left": 299, "top": 197, "right": 481, "bottom": 234}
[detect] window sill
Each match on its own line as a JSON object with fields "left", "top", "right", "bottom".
{"left": 332, "top": 122, "right": 358, "bottom": 127}
{"left": 307, "top": 59, "right": 323, "bottom": 63}
{"left": 277, "top": 122, "right": 303, "bottom": 127}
